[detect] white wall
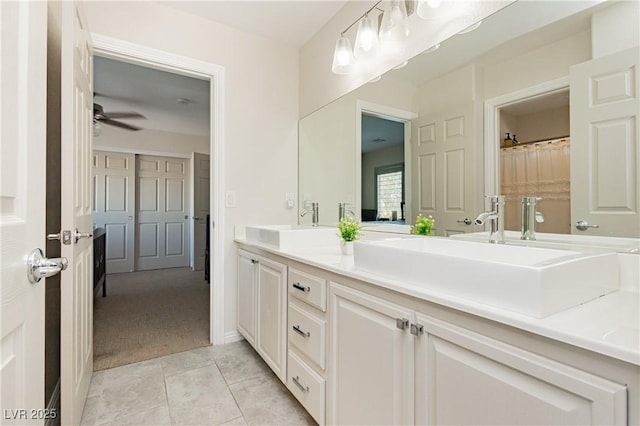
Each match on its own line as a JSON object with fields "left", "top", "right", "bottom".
{"left": 299, "top": 1, "right": 513, "bottom": 118}
{"left": 591, "top": 0, "right": 640, "bottom": 58}
{"left": 95, "top": 126, "right": 209, "bottom": 156}
{"left": 84, "top": 1, "right": 299, "bottom": 339}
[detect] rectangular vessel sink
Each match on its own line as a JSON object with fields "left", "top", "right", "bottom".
{"left": 450, "top": 231, "right": 640, "bottom": 254}
{"left": 353, "top": 237, "right": 619, "bottom": 318}
{"left": 245, "top": 225, "right": 339, "bottom": 250}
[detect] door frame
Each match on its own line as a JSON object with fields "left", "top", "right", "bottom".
{"left": 91, "top": 34, "right": 226, "bottom": 345}
{"left": 355, "top": 101, "right": 417, "bottom": 223}
{"left": 483, "top": 76, "right": 569, "bottom": 198}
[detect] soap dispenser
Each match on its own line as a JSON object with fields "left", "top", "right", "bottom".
{"left": 504, "top": 132, "right": 513, "bottom": 147}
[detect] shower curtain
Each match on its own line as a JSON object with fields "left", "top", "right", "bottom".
{"left": 500, "top": 138, "right": 571, "bottom": 234}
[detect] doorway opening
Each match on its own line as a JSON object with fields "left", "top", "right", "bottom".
{"left": 89, "top": 36, "right": 226, "bottom": 369}
{"left": 485, "top": 77, "right": 571, "bottom": 236}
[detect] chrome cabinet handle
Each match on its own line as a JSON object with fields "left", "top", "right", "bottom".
{"left": 575, "top": 220, "right": 599, "bottom": 231}
{"left": 457, "top": 218, "right": 472, "bottom": 225}
{"left": 292, "top": 325, "right": 310, "bottom": 338}
{"left": 74, "top": 228, "right": 92, "bottom": 243}
{"left": 292, "top": 376, "right": 309, "bottom": 393}
{"left": 396, "top": 318, "right": 409, "bottom": 330}
{"left": 292, "top": 282, "right": 310, "bottom": 293}
{"left": 27, "top": 248, "right": 68, "bottom": 283}
{"left": 410, "top": 323, "right": 424, "bottom": 336}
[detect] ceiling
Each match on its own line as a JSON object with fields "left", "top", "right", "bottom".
{"left": 362, "top": 114, "right": 404, "bottom": 154}
{"left": 94, "top": 56, "right": 211, "bottom": 137}
{"left": 160, "top": 0, "right": 348, "bottom": 48}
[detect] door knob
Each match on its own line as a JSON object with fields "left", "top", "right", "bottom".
{"left": 74, "top": 228, "right": 92, "bottom": 243}
{"left": 192, "top": 216, "right": 200, "bottom": 221}
{"left": 27, "top": 248, "right": 68, "bottom": 283}
{"left": 457, "top": 218, "right": 472, "bottom": 225}
{"left": 575, "top": 220, "right": 599, "bottom": 231}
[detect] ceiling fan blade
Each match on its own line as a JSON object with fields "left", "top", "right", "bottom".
{"left": 100, "top": 118, "right": 143, "bottom": 131}
{"left": 104, "top": 112, "right": 146, "bottom": 120}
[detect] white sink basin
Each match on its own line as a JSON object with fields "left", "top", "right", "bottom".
{"left": 450, "top": 231, "right": 640, "bottom": 254}
{"left": 245, "top": 225, "right": 339, "bottom": 250}
{"left": 353, "top": 237, "right": 619, "bottom": 318}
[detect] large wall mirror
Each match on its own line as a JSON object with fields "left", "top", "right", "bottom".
{"left": 299, "top": 0, "right": 639, "bottom": 241}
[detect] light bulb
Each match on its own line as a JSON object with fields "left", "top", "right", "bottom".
{"left": 379, "top": 0, "right": 410, "bottom": 41}
{"left": 332, "top": 36, "right": 354, "bottom": 75}
{"left": 93, "top": 121, "right": 102, "bottom": 137}
{"left": 417, "top": 0, "right": 446, "bottom": 19}
{"left": 354, "top": 14, "right": 379, "bottom": 60}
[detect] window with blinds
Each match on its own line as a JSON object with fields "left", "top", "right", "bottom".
{"left": 375, "top": 164, "right": 404, "bottom": 220}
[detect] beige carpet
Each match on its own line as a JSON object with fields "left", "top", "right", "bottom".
{"left": 93, "top": 267, "right": 210, "bottom": 371}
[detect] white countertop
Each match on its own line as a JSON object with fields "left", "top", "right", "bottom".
{"left": 236, "top": 235, "right": 640, "bottom": 367}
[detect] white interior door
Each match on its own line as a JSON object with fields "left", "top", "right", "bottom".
{"left": 570, "top": 47, "right": 640, "bottom": 237}
{"left": 191, "top": 152, "right": 210, "bottom": 271}
{"left": 136, "top": 154, "right": 190, "bottom": 271}
{"left": 59, "top": 2, "right": 94, "bottom": 424}
{"left": 0, "top": 1, "right": 47, "bottom": 422}
{"left": 93, "top": 150, "right": 135, "bottom": 273}
{"left": 411, "top": 103, "right": 476, "bottom": 236}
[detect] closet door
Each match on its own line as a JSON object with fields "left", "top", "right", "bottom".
{"left": 93, "top": 150, "right": 135, "bottom": 273}
{"left": 136, "top": 154, "right": 190, "bottom": 270}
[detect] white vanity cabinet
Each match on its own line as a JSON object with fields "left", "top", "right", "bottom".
{"left": 286, "top": 267, "right": 328, "bottom": 425}
{"left": 237, "top": 249, "right": 287, "bottom": 382}
{"left": 328, "top": 281, "right": 628, "bottom": 426}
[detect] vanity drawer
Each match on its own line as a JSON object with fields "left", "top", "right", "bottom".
{"left": 288, "top": 268, "right": 326, "bottom": 312}
{"left": 288, "top": 302, "right": 326, "bottom": 370}
{"left": 287, "top": 351, "right": 326, "bottom": 425}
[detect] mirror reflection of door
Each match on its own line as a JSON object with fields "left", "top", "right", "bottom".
{"left": 498, "top": 89, "right": 571, "bottom": 234}
{"left": 361, "top": 114, "right": 405, "bottom": 224}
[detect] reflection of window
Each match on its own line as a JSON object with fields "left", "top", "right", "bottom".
{"left": 375, "top": 164, "right": 404, "bottom": 220}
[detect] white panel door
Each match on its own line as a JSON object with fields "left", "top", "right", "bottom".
{"left": 415, "top": 314, "right": 627, "bottom": 425}
{"left": 60, "top": 2, "right": 94, "bottom": 424}
{"left": 570, "top": 47, "right": 640, "bottom": 237}
{"left": 0, "top": 1, "right": 47, "bottom": 423}
{"left": 136, "top": 154, "right": 190, "bottom": 270}
{"left": 328, "top": 282, "right": 414, "bottom": 426}
{"left": 93, "top": 150, "right": 135, "bottom": 273}
{"left": 191, "top": 152, "right": 210, "bottom": 271}
{"left": 256, "top": 257, "right": 287, "bottom": 382}
{"left": 412, "top": 103, "right": 476, "bottom": 236}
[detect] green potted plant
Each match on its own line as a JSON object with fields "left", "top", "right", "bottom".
{"left": 411, "top": 214, "right": 435, "bottom": 236}
{"left": 337, "top": 216, "right": 362, "bottom": 255}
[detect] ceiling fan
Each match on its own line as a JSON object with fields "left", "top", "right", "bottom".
{"left": 93, "top": 103, "right": 146, "bottom": 131}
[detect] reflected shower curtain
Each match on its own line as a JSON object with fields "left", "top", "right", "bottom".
{"left": 500, "top": 139, "right": 571, "bottom": 234}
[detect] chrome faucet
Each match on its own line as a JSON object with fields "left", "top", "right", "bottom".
{"left": 338, "top": 202, "right": 355, "bottom": 221}
{"left": 474, "top": 195, "right": 505, "bottom": 244}
{"left": 521, "top": 197, "right": 544, "bottom": 240}
{"left": 301, "top": 202, "right": 319, "bottom": 227}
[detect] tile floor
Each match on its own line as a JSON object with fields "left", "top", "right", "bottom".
{"left": 81, "top": 341, "right": 316, "bottom": 426}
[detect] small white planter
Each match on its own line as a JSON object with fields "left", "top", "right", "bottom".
{"left": 341, "top": 241, "right": 354, "bottom": 255}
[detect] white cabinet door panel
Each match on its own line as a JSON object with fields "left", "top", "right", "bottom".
{"left": 415, "top": 314, "right": 627, "bottom": 425}
{"left": 237, "top": 250, "right": 257, "bottom": 345}
{"left": 328, "top": 282, "right": 414, "bottom": 426}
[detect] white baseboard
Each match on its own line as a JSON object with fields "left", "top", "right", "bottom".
{"left": 224, "top": 330, "right": 244, "bottom": 344}
{"left": 45, "top": 378, "right": 60, "bottom": 426}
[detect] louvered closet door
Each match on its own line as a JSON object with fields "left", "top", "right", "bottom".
{"left": 136, "top": 155, "right": 190, "bottom": 270}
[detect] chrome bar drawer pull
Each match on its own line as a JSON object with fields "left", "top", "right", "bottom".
{"left": 292, "top": 325, "right": 310, "bottom": 338}
{"left": 292, "top": 282, "right": 311, "bottom": 293}
{"left": 292, "top": 376, "right": 309, "bottom": 393}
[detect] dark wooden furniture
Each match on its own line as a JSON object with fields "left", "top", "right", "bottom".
{"left": 93, "top": 227, "right": 106, "bottom": 297}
